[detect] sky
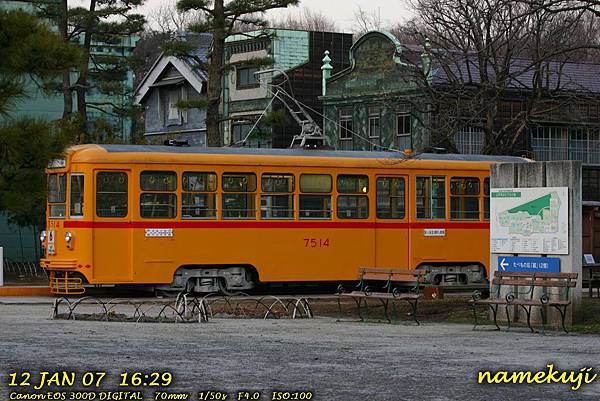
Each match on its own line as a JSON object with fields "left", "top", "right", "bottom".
{"left": 74, "top": 0, "right": 412, "bottom": 33}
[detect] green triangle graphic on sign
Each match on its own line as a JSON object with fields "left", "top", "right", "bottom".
{"left": 507, "top": 193, "right": 552, "bottom": 217}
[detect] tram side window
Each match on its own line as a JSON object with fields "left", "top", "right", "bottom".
{"left": 450, "top": 177, "right": 480, "bottom": 220}
{"left": 96, "top": 172, "right": 128, "bottom": 218}
{"left": 416, "top": 176, "right": 446, "bottom": 219}
{"left": 48, "top": 174, "right": 67, "bottom": 218}
{"left": 70, "top": 174, "right": 84, "bottom": 217}
{"left": 337, "top": 174, "right": 369, "bottom": 219}
{"left": 299, "top": 174, "right": 332, "bottom": 219}
{"left": 376, "top": 177, "right": 405, "bottom": 219}
{"left": 484, "top": 177, "right": 490, "bottom": 220}
{"left": 140, "top": 171, "right": 177, "bottom": 219}
{"left": 182, "top": 172, "right": 217, "bottom": 219}
{"left": 222, "top": 173, "right": 256, "bottom": 219}
{"left": 261, "top": 174, "right": 294, "bottom": 219}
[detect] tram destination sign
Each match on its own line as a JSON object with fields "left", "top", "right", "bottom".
{"left": 490, "top": 187, "right": 569, "bottom": 255}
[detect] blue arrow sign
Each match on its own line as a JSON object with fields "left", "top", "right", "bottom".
{"left": 497, "top": 256, "right": 561, "bottom": 273}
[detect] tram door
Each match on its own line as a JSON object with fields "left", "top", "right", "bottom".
{"left": 374, "top": 175, "right": 410, "bottom": 269}
{"left": 92, "top": 170, "right": 133, "bottom": 282}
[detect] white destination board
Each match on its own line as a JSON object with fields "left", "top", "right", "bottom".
{"left": 490, "top": 187, "right": 569, "bottom": 255}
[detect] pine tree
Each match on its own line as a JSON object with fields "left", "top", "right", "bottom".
{"left": 33, "top": 0, "right": 146, "bottom": 141}
{"left": 0, "top": 10, "right": 81, "bottom": 234}
{"left": 174, "top": 0, "right": 299, "bottom": 147}
{"left": 0, "top": 9, "right": 82, "bottom": 115}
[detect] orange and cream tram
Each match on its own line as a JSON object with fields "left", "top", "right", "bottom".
{"left": 40, "top": 144, "right": 525, "bottom": 294}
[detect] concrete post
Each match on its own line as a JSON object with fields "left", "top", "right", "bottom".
{"left": 490, "top": 161, "right": 582, "bottom": 327}
{"left": 546, "top": 161, "right": 583, "bottom": 324}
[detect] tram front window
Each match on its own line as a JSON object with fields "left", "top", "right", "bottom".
{"left": 48, "top": 174, "right": 66, "bottom": 218}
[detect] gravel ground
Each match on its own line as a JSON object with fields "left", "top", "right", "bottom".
{"left": 1, "top": 301, "right": 600, "bottom": 401}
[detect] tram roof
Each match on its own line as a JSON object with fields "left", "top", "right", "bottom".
{"left": 92, "top": 144, "right": 526, "bottom": 162}
{"left": 64, "top": 144, "right": 529, "bottom": 169}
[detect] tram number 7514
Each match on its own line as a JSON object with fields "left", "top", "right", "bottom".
{"left": 303, "top": 238, "right": 330, "bottom": 248}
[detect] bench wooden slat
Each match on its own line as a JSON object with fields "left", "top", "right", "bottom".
{"left": 492, "top": 279, "right": 535, "bottom": 286}
{"left": 492, "top": 278, "right": 576, "bottom": 288}
{"left": 341, "top": 291, "right": 420, "bottom": 300}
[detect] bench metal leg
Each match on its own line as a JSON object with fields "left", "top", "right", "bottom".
{"left": 408, "top": 299, "right": 420, "bottom": 325}
{"left": 488, "top": 304, "right": 501, "bottom": 331}
{"left": 354, "top": 297, "right": 365, "bottom": 321}
{"left": 539, "top": 306, "right": 546, "bottom": 336}
{"left": 391, "top": 300, "right": 398, "bottom": 321}
{"left": 552, "top": 305, "right": 569, "bottom": 333}
{"left": 363, "top": 298, "right": 370, "bottom": 320}
{"left": 504, "top": 305, "right": 512, "bottom": 331}
{"left": 378, "top": 298, "right": 391, "bottom": 323}
{"left": 518, "top": 305, "right": 534, "bottom": 333}
{"left": 471, "top": 303, "right": 479, "bottom": 330}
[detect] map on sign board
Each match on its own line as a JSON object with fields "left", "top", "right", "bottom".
{"left": 490, "top": 187, "right": 569, "bottom": 255}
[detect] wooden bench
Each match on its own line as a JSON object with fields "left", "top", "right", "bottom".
{"left": 470, "top": 271, "right": 578, "bottom": 333}
{"left": 337, "top": 268, "right": 427, "bottom": 325}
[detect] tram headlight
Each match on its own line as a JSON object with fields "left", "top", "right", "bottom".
{"left": 64, "top": 232, "right": 72, "bottom": 242}
{"left": 39, "top": 230, "right": 47, "bottom": 242}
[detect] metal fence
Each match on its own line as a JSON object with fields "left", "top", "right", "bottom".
{"left": 2, "top": 258, "right": 47, "bottom": 279}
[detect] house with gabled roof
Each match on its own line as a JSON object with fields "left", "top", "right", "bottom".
{"left": 134, "top": 33, "right": 211, "bottom": 146}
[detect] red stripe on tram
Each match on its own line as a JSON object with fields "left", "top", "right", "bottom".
{"left": 63, "top": 220, "right": 490, "bottom": 230}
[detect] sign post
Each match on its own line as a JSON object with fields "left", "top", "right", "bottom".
{"left": 0, "top": 246, "right": 3, "bottom": 287}
{"left": 490, "top": 161, "right": 582, "bottom": 326}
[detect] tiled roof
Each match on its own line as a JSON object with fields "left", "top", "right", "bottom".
{"left": 431, "top": 55, "right": 600, "bottom": 93}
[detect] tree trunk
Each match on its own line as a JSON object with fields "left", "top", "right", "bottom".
{"left": 205, "top": 0, "right": 225, "bottom": 147}
{"left": 59, "top": 0, "right": 72, "bottom": 119}
{"left": 75, "top": 0, "right": 97, "bottom": 129}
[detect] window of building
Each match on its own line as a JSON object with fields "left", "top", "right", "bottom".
{"left": 236, "top": 66, "right": 259, "bottom": 89}
{"left": 166, "top": 88, "right": 181, "bottom": 122}
{"left": 368, "top": 107, "right": 381, "bottom": 150}
{"left": 534, "top": 126, "right": 600, "bottom": 164}
{"left": 222, "top": 173, "right": 256, "bottom": 219}
{"left": 450, "top": 177, "right": 480, "bottom": 220}
{"left": 396, "top": 112, "right": 412, "bottom": 150}
{"left": 337, "top": 175, "right": 369, "bottom": 219}
{"left": 140, "top": 171, "right": 177, "bottom": 219}
{"left": 70, "top": 174, "right": 84, "bottom": 217}
{"left": 231, "top": 122, "right": 253, "bottom": 145}
{"left": 416, "top": 176, "right": 446, "bottom": 219}
{"left": 455, "top": 126, "right": 484, "bottom": 155}
{"left": 376, "top": 177, "right": 405, "bottom": 219}
{"left": 96, "top": 172, "right": 128, "bottom": 218}
{"left": 261, "top": 174, "right": 294, "bottom": 219}
{"left": 484, "top": 177, "right": 490, "bottom": 220}
{"left": 48, "top": 174, "right": 66, "bottom": 218}
{"left": 339, "top": 107, "right": 353, "bottom": 141}
{"left": 182, "top": 172, "right": 217, "bottom": 219}
{"left": 299, "top": 174, "right": 332, "bottom": 219}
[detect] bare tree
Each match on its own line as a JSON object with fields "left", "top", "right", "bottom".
{"left": 269, "top": 8, "right": 339, "bottom": 31}
{"left": 352, "top": 6, "right": 384, "bottom": 36}
{"left": 148, "top": 0, "right": 202, "bottom": 34}
{"left": 402, "top": 0, "right": 600, "bottom": 155}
